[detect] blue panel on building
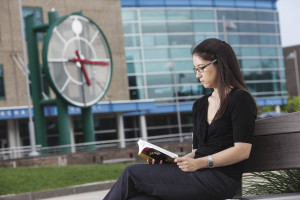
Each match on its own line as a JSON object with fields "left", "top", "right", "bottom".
{"left": 190, "top": 0, "right": 214, "bottom": 7}
{"left": 0, "top": 98, "right": 287, "bottom": 119}
{"left": 121, "top": 0, "right": 277, "bottom": 10}
{"left": 165, "top": 0, "right": 191, "bottom": 7}
{"left": 235, "top": 0, "right": 255, "bottom": 8}
{"left": 215, "top": 0, "right": 235, "bottom": 8}
{"left": 138, "top": 0, "right": 165, "bottom": 7}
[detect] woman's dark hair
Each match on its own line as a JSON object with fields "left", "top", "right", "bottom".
{"left": 191, "top": 38, "right": 257, "bottom": 120}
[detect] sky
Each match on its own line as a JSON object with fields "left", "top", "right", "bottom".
{"left": 277, "top": 0, "right": 300, "bottom": 47}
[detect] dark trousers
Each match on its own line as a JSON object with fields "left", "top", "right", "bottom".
{"left": 103, "top": 164, "right": 239, "bottom": 200}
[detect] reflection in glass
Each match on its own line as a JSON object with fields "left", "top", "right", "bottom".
{"left": 217, "top": 10, "right": 237, "bottom": 20}
{"left": 140, "top": 10, "right": 166, "bottom": 20}
{"left": 260, "top": 47, "right": 277, "bottom": 57}
{"left": 148, "top": 87, "right": 174, "bottom": 98}
{"left": 194, "top": 22, "right": 216, "bottom": 32}
{"left": 146, "top": 74, "right": 173, "bottom": 86}
{"left": 127, "top": 62, "right": 143, "bottom": 74}
{"left": 226, "top": 34, "right": 240, "bottom": 44}
{"left": 130, "top": 89, "right": 145, "bottom": 99}
{"left": 177, "top": 85, "right": 204, "bottom": 97}
{"left": 143, "top": 35, "right": 169, "bottom": 46}
{"left": 258, "top": 24, "right": 276, "bottom": 33}
{"left": 241, "top": 59, "right": 261, "bottom": 68}
{"left": 124, "top": 36, "right": 140, "bottom": 47}
{"left": 170, "top": 48, "right": 191, "bottom": 59}
{"left": 237, "top": 11, "right": 256, "bottom": 20}
{"left": 192, "top": 10, "right": 214, "bottom": 20}
{"left": 176, "top": 73, "right": 200, "bottom": 84}
{"left": 145, "top": 61, "right": 193, "bottom": 73}
{"left": 126, "top": 49, "right": 142, "bottom": 60}
{"left": 261, "top": 59, "right": 278, "bottom": 68}
{"left": 259, "top": 35, "right": 277, "bottom": 44}
{"left": 122, "top": 10, "right": 138, "bottom": 21}
{"left": 169, "top": 35, "right": 194, "bottom": 45}
{"left": 238, "top": 23, "right": 257, "bottom": 32}
{"left": 168, "top": 22, "right": 193, "bottom": 32}
{"left": 123, "top": 23, "right": 139, "bottom": 34}
{"left": 128, "top": 75, "right": 144, "bottom": 87}
{"left": 241, "top": 47, "right": 260, "bottom": 57}
{"left": 145, "top": 62, "right": 170, "bottom": 73}
{"left": 240, "top": 35, "right": 259, "bottom": 44}
{"left": 247, "top": 82, "right": 282, "bottom": 93}
{"left": 256, "top": 12, "right": 274, "bottom": 21}
{"left": 243, "top": 71, "right": 280, "bottom": 81}
{"left": 142, "top": 22, "right": 167, "bottom": 33}
{"left": 167, "top": 10, "right": 192, "bottom": 20}
{"left": 144, "top": 48, "right": 168, "bottom": 60}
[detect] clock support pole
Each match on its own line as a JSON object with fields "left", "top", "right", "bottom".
{"left": 26, "top": 11, "right": 73, "bottom": 153}
{"left": 82, "top": 107, "right": 95, "bottom": 150}
{"left": 25, "top": 14, "right": 48, "bottom": 148}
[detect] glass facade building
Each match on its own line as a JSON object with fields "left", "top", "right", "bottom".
{"left": 121, "top": 0, "right": 287, "bottom": 106}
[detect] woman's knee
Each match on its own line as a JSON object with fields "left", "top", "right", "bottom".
{"left": 122, "top": 164, "right": 144, "bottom": 176}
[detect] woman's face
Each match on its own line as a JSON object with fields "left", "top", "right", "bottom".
{"left": 193, "top": 55, "right": 218, "bottom": 89}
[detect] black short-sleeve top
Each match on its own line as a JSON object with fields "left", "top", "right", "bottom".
{"left": 192, "top": 88, "right": 256, "bottom": 180}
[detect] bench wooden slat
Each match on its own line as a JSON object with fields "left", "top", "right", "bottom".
{"left": 243, "top": 112, "right": 300, "bottom": 172}
{"left": 244, "top": 132, "right": 300, "bottom": 172}
{"left": 255, "top": 112, "right": 300, "bottom": 136}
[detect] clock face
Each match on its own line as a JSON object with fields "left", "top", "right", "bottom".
{"left": 43, "top": 14, "right": 113, "bottom": 107}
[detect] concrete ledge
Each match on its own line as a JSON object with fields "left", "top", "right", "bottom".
{"left": 102, "top": 158, "right": 136, "bottom": 164}
{"left": 0, "top": 180, "right": 116, "bottom": 200}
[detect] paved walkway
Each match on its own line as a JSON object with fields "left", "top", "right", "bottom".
{"left": 43, "top": 190, "right": 109, "bottom": 200}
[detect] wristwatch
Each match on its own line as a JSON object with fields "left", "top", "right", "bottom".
{"left": 208, "top": 155, "right": 214, "bottom": 168}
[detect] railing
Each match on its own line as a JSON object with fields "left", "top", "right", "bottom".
{"left": 0, "top": 133, "right": 192, "bottom": 160}
{"left": 0, "top": 145, "right": 42, "bottom": 160}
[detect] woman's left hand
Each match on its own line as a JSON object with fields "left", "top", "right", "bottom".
{"left": 174, "top": 157, "right": 201, "bottom": 172}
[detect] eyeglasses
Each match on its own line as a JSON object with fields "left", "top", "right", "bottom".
{"left": 193, "top": 59, "right": 217, "bottom": 74}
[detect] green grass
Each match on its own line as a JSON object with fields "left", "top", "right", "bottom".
{"left": 0, "top": 163, "right": 133, "bottom": 195}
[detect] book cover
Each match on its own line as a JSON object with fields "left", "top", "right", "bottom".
{"left": 137, "top": 139, "right": 178, "bottom": 164}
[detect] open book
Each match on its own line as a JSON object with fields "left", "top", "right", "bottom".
{"left": 137, "top": 139, "right": 178, "bottom": 164}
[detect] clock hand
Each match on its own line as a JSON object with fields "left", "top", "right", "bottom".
{"left": 75, "top": 50, "right": 92, "bottom": 86}
{"left": 70, "top": 58, "right": 109, "bottom": 66}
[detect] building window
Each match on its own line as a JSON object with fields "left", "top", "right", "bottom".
{"left": 22, "top": 7, "right": 44, "bottom": 40}
{"left": 0, "top": 65, "right": 5, "bottom": 99}
{"left": 19, "top": 120, "right": 29, "bottom": 146}
{"left": 0, "top": 121, "right": 8, "bottom": 149}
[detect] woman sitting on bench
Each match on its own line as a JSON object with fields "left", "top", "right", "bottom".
{"left": 103, "top": 38, "right": 257, "bottom": 200}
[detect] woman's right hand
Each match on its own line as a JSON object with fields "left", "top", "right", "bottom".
{"left": 147, "top": 159, "right": 163, "bottom": 164}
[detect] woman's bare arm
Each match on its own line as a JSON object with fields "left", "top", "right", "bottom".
{"left": 175, "top": 143, "right": 252, "bottom": 172}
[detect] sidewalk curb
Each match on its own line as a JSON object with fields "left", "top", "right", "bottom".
{"left": 0, "top": 180, "right": 116, "bottom": 200}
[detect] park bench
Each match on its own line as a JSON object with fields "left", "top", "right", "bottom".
{"left": 235, "top": 111, "right": 300, "bottom": 199}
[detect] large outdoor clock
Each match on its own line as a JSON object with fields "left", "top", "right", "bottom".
{"left": 43, "top": 14, "right": 113, "bottom": 107}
